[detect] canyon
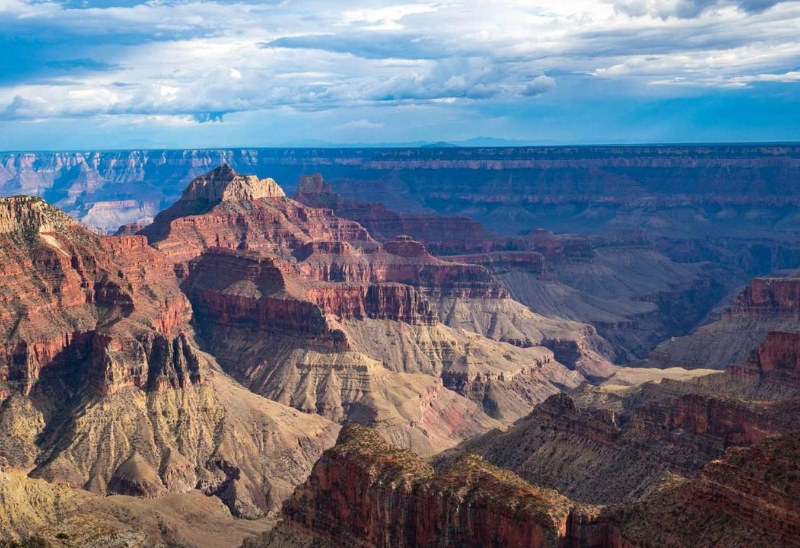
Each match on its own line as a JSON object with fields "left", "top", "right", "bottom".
{"left": 2, "top": 146, "right": 800, "bottom": 238}
{"left": 0, "top": 192, "right": 340, "bottom": 545}
{"left": 4, "top": 146, "right": 800, "bottom": 364}
{"left": 256, "top": 331, "right": 800, "bottom": 548}
{"left": 0, "top": 150, "right": 799, "bottom": 547}
{"left": 249, "top": 422, "right": 800, "bottom": 548}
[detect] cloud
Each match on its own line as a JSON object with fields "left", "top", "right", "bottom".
{"left": 728, "top": 70, "right": 800, "bottom": 84}
{"left": 521, "top": 75, "right": 556, "bottom": 97}
{"left": 0, "top": 0, "right": 799, "bottom": 143}
{"left": 192, "top": 111, "right": 227, "bottom": 123}
{"left": 341, "top": 4, "right": 439, "bottom": 30}
{"left": 612, "top": 0, "right": 785, "bottom": 17}
{"left": 265, "top": 33, "right": 454, "bottom": 60}
{"left": 337, "top": 118, "right": 384, "bottom": 129}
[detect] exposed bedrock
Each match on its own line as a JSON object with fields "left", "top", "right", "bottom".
{"left": 244, "top": 424, "right": 800, "bottom": 548}
{"left": 651, "top": 276, "right": 800, "bottom": 369}
{"left": 0, "top": 195, "right": 340, "bottom": 519}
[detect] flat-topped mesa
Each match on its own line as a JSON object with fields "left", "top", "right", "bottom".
{"left": 0, "top": 196, "right": 77, "bottom": 234}
{"left": 182, "top": 164, "right": 285, "bottom": 204}
{"left": 728, "top": 331, "right": 800, "bottom": 387}
{"left": 519, "top": 230, "right": 595, "bottom": 260}
{"left": 383, "top": 234, "right": 428, "bottom": 257}
{"left": 732, "top": 277, "right": 800, "bottom": 316}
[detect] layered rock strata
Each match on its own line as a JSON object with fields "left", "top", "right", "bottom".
{"left": 651, "top": 276, "right": 800, "bottom": 368}
{"left": 135, "top": 166, "right": 613, "bottom": 451}
{"left": 0, "top": 195, "right": 340, "bottom": 519}
{"left": 245, "top": 424, "right": 800, "bottom": 548}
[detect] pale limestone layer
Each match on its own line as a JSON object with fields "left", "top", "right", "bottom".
{"left": 0, "top": 196, "right": 76, "bottom": 234}
{"left": 0, "top": 466, "right": 275, "bottom": 548}
{"left": 182, "top": 164, "right": 285, "bottom": 203}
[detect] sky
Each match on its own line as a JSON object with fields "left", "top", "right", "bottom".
{"left": 0, "top": 0, "right": 799, "bottom": 149}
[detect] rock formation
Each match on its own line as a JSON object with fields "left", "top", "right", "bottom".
{"left": 609, "top": 433, "right": 800, "bottom": 547}
{"left": 0, "top": 195, "right": 339, "bottom": 520}
{"left": 243, "top": 424, "right": 800, "bottom": 548}
{"left": 295, "top": 173, "right": 502, "bottom": 256}
{"left": 0, "top": 465, "right": 274, "bottom": 548}
{"left": 728, "top": 331, "right": 800, "bottom": 387}
{"left": 433, "top": 351, "right": 800, "bottom": 506}
{"left": 651, "top": 275, "right": 800, "bottom": 368}
{"left": 294, "top": 174, "right": 730, "bottom": 364}
{"left": 133, "top": 166, "right": 618, "bottom": 454}
{"left": 247, "top": 423, "right": 575, "bottom": 548}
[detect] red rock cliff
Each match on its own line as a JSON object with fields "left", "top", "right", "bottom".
{"left": 728, "top": 331, "right": 800, "bottom": 387}
{"left": 269, "top": 423, "right": 575, "bottom": 548}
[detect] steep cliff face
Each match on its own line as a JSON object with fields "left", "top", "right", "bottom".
{"left": 651, "top": 276, "right": 800, "bottom": 369}
{"left": 137, "top": 167, "right": 610, "bottom": 450}
{"left": 251, "top": 424, "right": 575, "bottom": 548}
{"left": 0, "top": 196, "right": 340, "bottom": 519}
{"left": 739, "top": 278, "right": 800, "bottom": 313}
{"left": 434, "top": 357, "right": 800, "bottom": 506}
{"left": 728, "top": 331, "right": 800, "bottom": 387}
{"left": 244, "top": 425, "right": 800, "bottom": 548}
{"left": 610, "top": 433, "right": 800, "bottom": 547}
{"left": 5, "top": 146, "right": 800, "bottom": 238}
{"left": 0, "top": 196, "right": 190, "bottom": 393}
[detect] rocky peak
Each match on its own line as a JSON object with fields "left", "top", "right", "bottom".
{"left": 181, "top": 164, "right": 285, "bottom": 204}
{"left": 294, "top": 172, "right": 338, "bottom": 208}
{"left": 0, "top": 196, "right": 77, "bottom": 235}
{"left": 297, "top": 173, "right": 330, "bottom": 195}
{"left": 539, "top": 392, "right": 577, "bottom": 414}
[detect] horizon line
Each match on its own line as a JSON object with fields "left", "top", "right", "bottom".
{"left": 3, "top": 140, "right": 800, "bottom": 154}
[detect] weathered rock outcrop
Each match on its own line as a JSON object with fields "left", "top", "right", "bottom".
{"left": 728, "top": 331, "right": 800, "bottom": 387}
{"left": 0, "top": 465, "right": 277, "bottom": 548}
{"left": 434, "top": 360, "right": 800, "bottom": 506}
{"left": 244, "top": 425, "right": 800, "bottom": 548}
{"left": 0, "top": 196, "right": 340, "bottom": 519}
{"left": 651, "top": 276, "right": 800, "bottom": 369}
{"left": 251, "top": 424, "right": 575, "bottom": 548}
{"left": 736, "top": 277, "right": 800, "bottom": 315}
{"left": 136, "top": 167, "right": 609, "bottom": 450}
{"left": 140, "top": 166, "right": 372, "bottom": 273}
{"left": 609, "top": 433, "right": 800, "bottom": 547}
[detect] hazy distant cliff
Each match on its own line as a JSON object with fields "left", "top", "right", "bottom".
{"left": 2, "top": 146, "right": 800, "bottom": 234}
